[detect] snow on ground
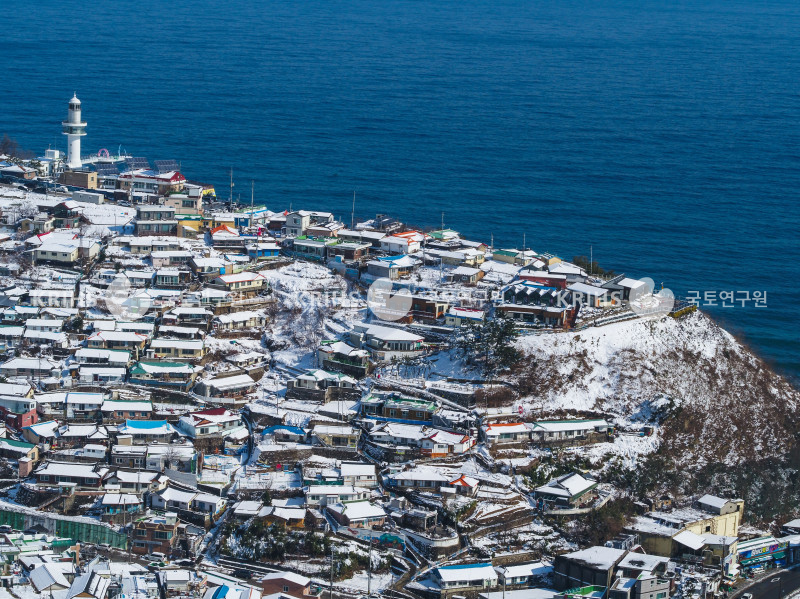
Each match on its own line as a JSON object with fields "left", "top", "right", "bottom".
{"left": 516, "top": 311, "right": 746, "bottom": 417}
{"left": 336, "top": 570, "right": 395, "bottom": 593}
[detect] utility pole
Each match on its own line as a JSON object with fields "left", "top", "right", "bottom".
{"left": 251, "top": 179, "right": 255, "bottom": 230}
{"left": 367, "top": 535, "right": 373, "bottom": 595}
{"left": 229, "top": 168, "right": 234, "bottom": 207}
{"left": 351, "top": 190, "right": 356, "bottom": 230}
{"left": 329, "top": 545, "right": 334, "bottom": 599}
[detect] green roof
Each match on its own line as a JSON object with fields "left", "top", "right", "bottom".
{"left": 0, "top": 438, "right": 35, "bottom": 449}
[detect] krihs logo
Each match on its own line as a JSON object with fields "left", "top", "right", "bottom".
{"left": 628, "top": 277, "right": 675, "bottom": 319}
{"left": 106, "top": 275, "right": 152, "bottom": 321}
{"left": 367, "top": 278, "right": 413, "bottom": 322}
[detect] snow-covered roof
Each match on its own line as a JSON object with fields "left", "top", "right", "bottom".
{"left": 436, "top": 563, "right": 498, "bottom": 583}
{"left": 673, "top": 529, "right": 706, "bottom": 551}
{"left": 327, "top": 500, "right": 385, "bottom": 521}
{"left": 261, "top": 572, "right": 310, "bottom": 586}
{"left": 561, "top": 546, "right": 626, "bottom": 569}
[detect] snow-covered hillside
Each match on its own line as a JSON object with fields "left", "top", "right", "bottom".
{"left": 516, "top": 311, "right": 800, "bottom": 472}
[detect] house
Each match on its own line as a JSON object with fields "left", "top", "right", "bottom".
{"left": 433, "top": 563, "right": 498, "bottom": 591}
{"left": 86, "top": 331, "right": 148, "bottom": 358}
{"left": 534, "top": 472, "right": 599, "bottom": 509}
{"left": 380, "top": 231, "right": 424, "bottom": 254}
{"left": 247, "top": 242, "right": 281, "bottom": 261}
{"left": 0, "top": 395, "right": 38, "bottom": 428}
{"left": 445, "top": 307, "right": 485, "bottom": 327}
{"left": 338, "top": 461, "right": 378, "bottom": 488}
{"left": 361, "top": 392, "right": 438, "bottom": 423}
{"left": 194, "top": 374, "right": 256, "bottom": 403}
{"left": 152, "top": 486, "right": 226, "bottom": 516}
{"left": 108, "top": 469, "right": 169, "bottom": 494}
{"left": 311, "top": 424, "right": 360, "bottom": 449}
{"left": 35, "top": 461, "right": 111, "bottom": 489}
{"left": 0, "top": 357, "right": 60, "bottom": 379}
{"left": 146, "top": 442, "right": 196, "bottom": 471}
{"left": 326, "top": 501, "right": 386, "bottom": 529}
{"left": 121, "top": 170, "right": 186, "bottom": 195}
{"left": 100, "top": 399, "right": 153, "bottom": 422}
{"left": 366, "top": 255, "right": 420, "bottom": 280}
{"left": 147, "top": 338, "right": 206, "bottom": 361}
{"left": 286, "top": 369, "right": 359, "bottom": 403}
{"left": 553, "top": 546, "right": 628, "bottom": 591}
{"left": 0, "top": 437, "right": 39, "bottom": 462}
{"left": 213, "top": 271, "right": 267, "bottom": 296}
{"left": 162, "top": 307, "right": 213, "bottom": 329}
{"left": 304, "top": 485, "right": 370, "bottom": 506}
{"left": 285, "top": 210, "right": 334, "bottom": 237}
{"left": 316, "top": 340, "right": 370, "bottom": 378}
{"left": 78, "top": 366, "right": 126, "bottom": 386}
{"left": 177, "top": 407, "right": 244, "bottom": 439}
{"left": 65, "top": 570, "right": 111, "bottom": 599}
{"left": 203, "top": 583, "right": 261, "bottom": 599}
{"left": 65, "top": 392, "right": 106, "bottom": 419}
{"left": 326, "top": 240, "right": 371, "bottom": 262}
{"left": 625, "top": 496, "right": 744, "bottom": 559}
{"left": 75, "top": 348, "right": 132, "bottom": 368}
{"left": 567, "top": 283, "right": 611, "bottom": 309}
{"left": 261, "top": 506, "right": 308, "bottom": 529}
{"left": 409, "top": 295, "right": 450, "bottom": 322}
{"left": 56, "top": 423, "right": 109, "bottom": 448}
{"left": 610, "top": 573, "right": 671, "bottom": 599}
{"left": 22, "top": 420, "right": 60, "bottom": 445}
{"left": 29, "top": 563, "right": 72, "bottom": 593}
{"left": 422, "top": 429, "right": 476, "bottom": 458}
{"left": 155, "top": 269, "right": 193, "bottom": 288}
{"left": 292, "top": 237, "right": 337, "bottom": 261}
{"left": 481, "top": 422, "right": 531, "bottom": 445}
{"left": 494, "top": 562, "right": 552, "bottom": 587}
{"left": 349, "top": 322, "right": 425, "bottom": 362}
{"left": 448, "top": 265, "right": 484, "bottom": 284}
{"left": 386, "top": 469, "right": 479, "bottom": 496}
{"left": 261, "top": 573, "right": 312, "bottom": 597}
{"left": 131, "top": 512, "right": 179, "bottom": 556}
{"left": 529, "top": 419, "right": 611, "bottom": 445}
{"left": 214, "top": 310, "right": 266, "bottom": 330}
{"left": 29, "top": 288, "right": 75, "bottom": 308}
{"left": 100, "top": 492, "right": 142, "bottom": 516}
{"left": 129, "top": 361, "right": 201, "bottom": 390}
{"left": 117, "top": 419, "right": 177, "bottom": 444}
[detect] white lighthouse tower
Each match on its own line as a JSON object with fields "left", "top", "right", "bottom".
{"left": 62, "top": 93, "right": 87, "bottom": 169}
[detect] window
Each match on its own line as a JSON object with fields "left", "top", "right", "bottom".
{"left": 283, "top": 587, "right": 289, "bottom": 593}
{"left": 136, "top": 529, "right": 147, "bottom": 537}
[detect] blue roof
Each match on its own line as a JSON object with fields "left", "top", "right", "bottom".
{"left": 377, "top": 255, "right": 406, "bottom": 262}
{"left": 212, "top": 585, "right": 230, "bottom": 599}
{"left": 438, "top": 562, "right": 493, "bottom": 570}
{"left": 124, "top": 419, "right": 170, "bottom": 430}
{"left": 263, "top": 425, "right": 305, "bottom": 436}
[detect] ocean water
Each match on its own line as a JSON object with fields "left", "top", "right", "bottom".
{"left": 2, "top": 0, "right": 799, "bottom": 381}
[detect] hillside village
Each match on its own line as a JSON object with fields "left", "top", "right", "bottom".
{"left": 0, "top": 147, "right": 797, "bottom": 599}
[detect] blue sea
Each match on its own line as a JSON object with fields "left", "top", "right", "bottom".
{"left": 2, "top": 0, "right": 799, "bottom": 381}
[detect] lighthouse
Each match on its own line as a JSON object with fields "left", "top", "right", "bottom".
{"left": 62, "top": 93, "right": 86, "bottom": 169}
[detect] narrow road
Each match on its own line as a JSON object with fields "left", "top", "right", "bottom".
{"left": 734, "top": 569, "right": 800, "bottom": 599}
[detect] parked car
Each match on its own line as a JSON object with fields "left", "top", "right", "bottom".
{"left": 146, "top": 551, "right": 167, "bottom": 562}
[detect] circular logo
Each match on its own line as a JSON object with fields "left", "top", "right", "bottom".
{"left": 629, "top": 277, "right": 675, "bottom": 319}
{"left": 367, "top": 278, "right": 413, "bottom": 322}
{"left": 106, "top": 275, "right": 152, "bottom": 321}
